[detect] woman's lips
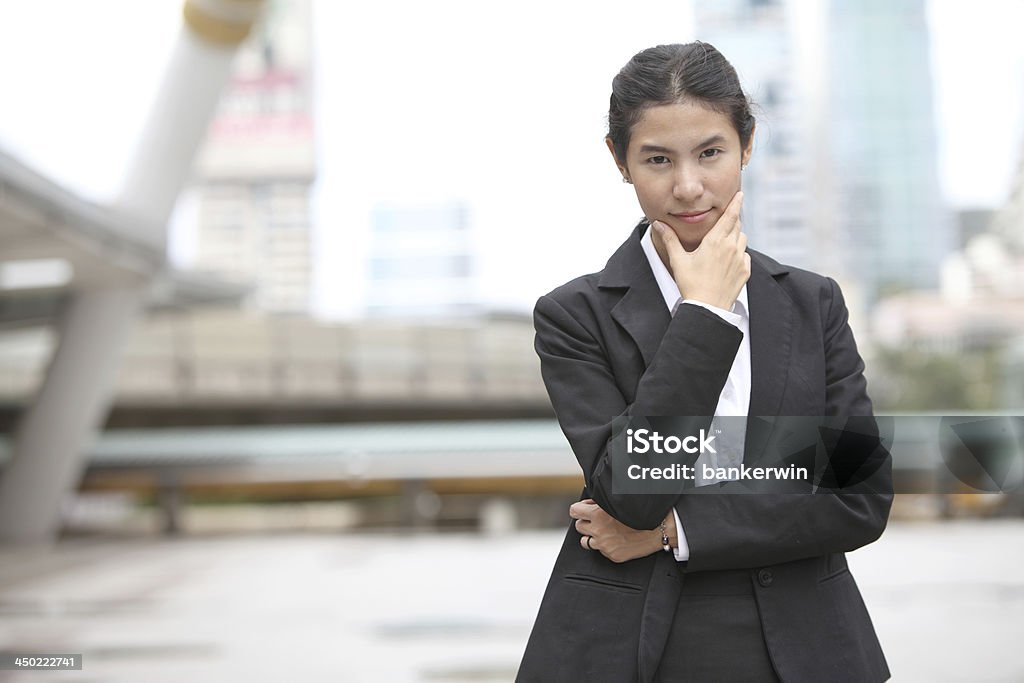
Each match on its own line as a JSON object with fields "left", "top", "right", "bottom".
{"left": 670, "top": 209, "right": 712, "bottom": 224}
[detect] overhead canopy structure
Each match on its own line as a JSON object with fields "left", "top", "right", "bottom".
{"left": 0, "top": 0, "right": 266, "bottom": 545}
{"left": 0, "top": 148, "right": 247, "bottom": 331}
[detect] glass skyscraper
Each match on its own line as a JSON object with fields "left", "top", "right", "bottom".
{"left": 827, "top": 0, "right": 953, "bottom": 299}
{"left": 695, "top": 0, "right": 953, "bottom": 302}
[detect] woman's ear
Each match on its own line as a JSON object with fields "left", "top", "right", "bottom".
{"left": 742, "top": 124, "right": 756, "bottom": 167}
{"left": 605, "top": 137, "right": 629, "bottom": 180}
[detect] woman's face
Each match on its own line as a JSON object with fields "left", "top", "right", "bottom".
{"left": 611, "top": 100, "right": 753, "bottom": 252}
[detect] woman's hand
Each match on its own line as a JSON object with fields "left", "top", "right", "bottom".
{"left": 570, "top": 498, "right": 675, "bottom": 563}
{"left": 652, "top": 190, "right": 750, "bottom": 310}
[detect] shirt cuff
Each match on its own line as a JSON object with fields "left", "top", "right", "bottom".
{"left": 679, "top": 299, "right": 742, "bottom": 328}
{"left": 672, "top": 508, "right": 690, "bottom": 562}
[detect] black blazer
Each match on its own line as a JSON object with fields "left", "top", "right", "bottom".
{"left": 517, "top": 222, "right": 892, "bottom": 683}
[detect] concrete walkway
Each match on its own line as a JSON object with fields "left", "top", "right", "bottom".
{"left": 0, "top": 520, "right": 1022, "bottom": 682}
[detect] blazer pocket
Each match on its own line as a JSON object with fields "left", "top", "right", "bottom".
{"left": 564, "top": 573, "right": 644, "bottom": 594}
{"left": 818, "top": 566, "right": 852, "bottom": 585}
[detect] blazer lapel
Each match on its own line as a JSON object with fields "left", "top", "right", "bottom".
{"left": 599, "top": 222, "right": 671, "bottom": 368}
{"left": 598, "top": 228, "right": 795, "bottom": 414}
{"left": 744, "top": 250, "right": 793, "bottom": 464}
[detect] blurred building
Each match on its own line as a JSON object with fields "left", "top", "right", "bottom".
{"left": 956, "top": 208, "right": 997, "bottom": 250}
{"left": 940, "top": 138, "right": 1024, "bottom": 306}
{"left": 991, "top": 133, "right": 1024, "bottom": 253}
{"left": 871, "top": 292, "right": 1024, "bottom": 352}
{"left": 697, "top": 0, "right": 953, "bottom": 303}
{"left": 0, "top": 0, "right": 267, "bottom": 544}
{"left": 872, "top": 138, "right": 1024, "bottom": 352}
{"left": 868, "top": 123, "right": 1023, "bottom": 411}
{"left": 694, "top": 0, "right": 823, "bottom": 272}
{"left": 873, "top": 228, "right": 1024, "bottom": 354}
{"left": 184, "top": 0, "right": 316, "bottom": 314}
{"left": 1003, "top": 337, "right": 1024, "bottom": 407}
{"left": 364, "top": 201, "right": 481, "bottom": 319}
{"left": 0, "top": 309, "right": 547, "bottom": 429}
{"left": 827, "top": 0, "right": 953, "bottom": 300}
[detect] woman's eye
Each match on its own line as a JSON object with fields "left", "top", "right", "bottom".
{"left": 700, "top": 148, "right": 722, "bottom": 159}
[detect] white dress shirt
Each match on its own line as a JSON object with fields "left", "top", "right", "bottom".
{"left": 639, "top": 225, "right": 751, "bottom": 562}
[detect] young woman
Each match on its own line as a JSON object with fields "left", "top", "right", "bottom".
{"left": 517, "top": 43, "right": 892, "bottom": 682}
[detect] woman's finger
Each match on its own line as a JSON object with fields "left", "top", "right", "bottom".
{"left": 569, "top": 500, "right": 596, "bottom": 520}
{"left": 652, "top": 220, "right": 685, "bottom": 263}
{"left": 702, "top": 190, "right": 743, "bottom": 243}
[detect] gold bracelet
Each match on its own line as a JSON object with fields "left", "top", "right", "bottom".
{"left": 659, "top": 518, "right": 671, "bottom": 553}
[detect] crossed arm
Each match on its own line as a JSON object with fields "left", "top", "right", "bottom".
{"left": 535, "top": 279, "right": 893, "bottom": 572}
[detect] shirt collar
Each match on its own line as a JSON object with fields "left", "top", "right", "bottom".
{"left": 640, "top": 224, "right": 749, "bottom": 317}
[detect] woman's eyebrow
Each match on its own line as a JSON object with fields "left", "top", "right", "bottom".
{"left": 638, "top": 144, "right": 675, "bottom": 154}
{"left": 638, "top": 135, "right": 728, "bottom": 155}
{"left": 690, "top": 134, "right": 727, "bottom": 152}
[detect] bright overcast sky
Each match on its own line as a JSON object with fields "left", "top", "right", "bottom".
{"left": 0, "top": 0, "right": 1022, "bottom": 318}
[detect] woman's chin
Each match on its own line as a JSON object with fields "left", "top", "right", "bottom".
{"left": 670, "top": 226, "right": 709, "bottom": 252}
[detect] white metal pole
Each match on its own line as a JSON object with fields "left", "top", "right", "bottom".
{"left": 0, "top": 0, "right": 264, "bottom": 545}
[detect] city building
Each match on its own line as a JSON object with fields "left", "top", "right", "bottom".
{"left": 990, "top": 132, "right": 1024, "bottom": 253}
{"left": 696, "top": 0, "right": 953, "bottom": 303}
{"left": 693, "top": 0, "right": 824, "bottom": 273}
{"left": 184, "top": 0, "right": 316, "bottom": 314}
{"left": 364, "top": 201, "right": 481, "bottom": 319}
{"left": 826, "top": 0, "right": 953, "bottom": 300}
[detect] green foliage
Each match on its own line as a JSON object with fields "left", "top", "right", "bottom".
{"left": 868, "top": 347, "right": 1002, "bottom": 411}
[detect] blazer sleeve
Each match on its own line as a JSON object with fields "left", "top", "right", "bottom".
{"left": 673, "top": 277, "right": 893, "bottom": 571}
{"left": 534, "top": 293, "right": 744, "bottom": 530}
{"left": 535, "top": 277, "right": 892, "bottom": 569}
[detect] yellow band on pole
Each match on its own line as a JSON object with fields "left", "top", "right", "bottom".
{"left": 183, "top": 0, "right": 264, "bottom": 47}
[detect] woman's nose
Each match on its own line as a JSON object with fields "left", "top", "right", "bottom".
{"left": 672, "top": 166, "right": 703, "bottom": 202}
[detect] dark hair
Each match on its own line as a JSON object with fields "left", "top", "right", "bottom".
{"left": 607, "top": 42, "right": 755, "bottom": 164}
